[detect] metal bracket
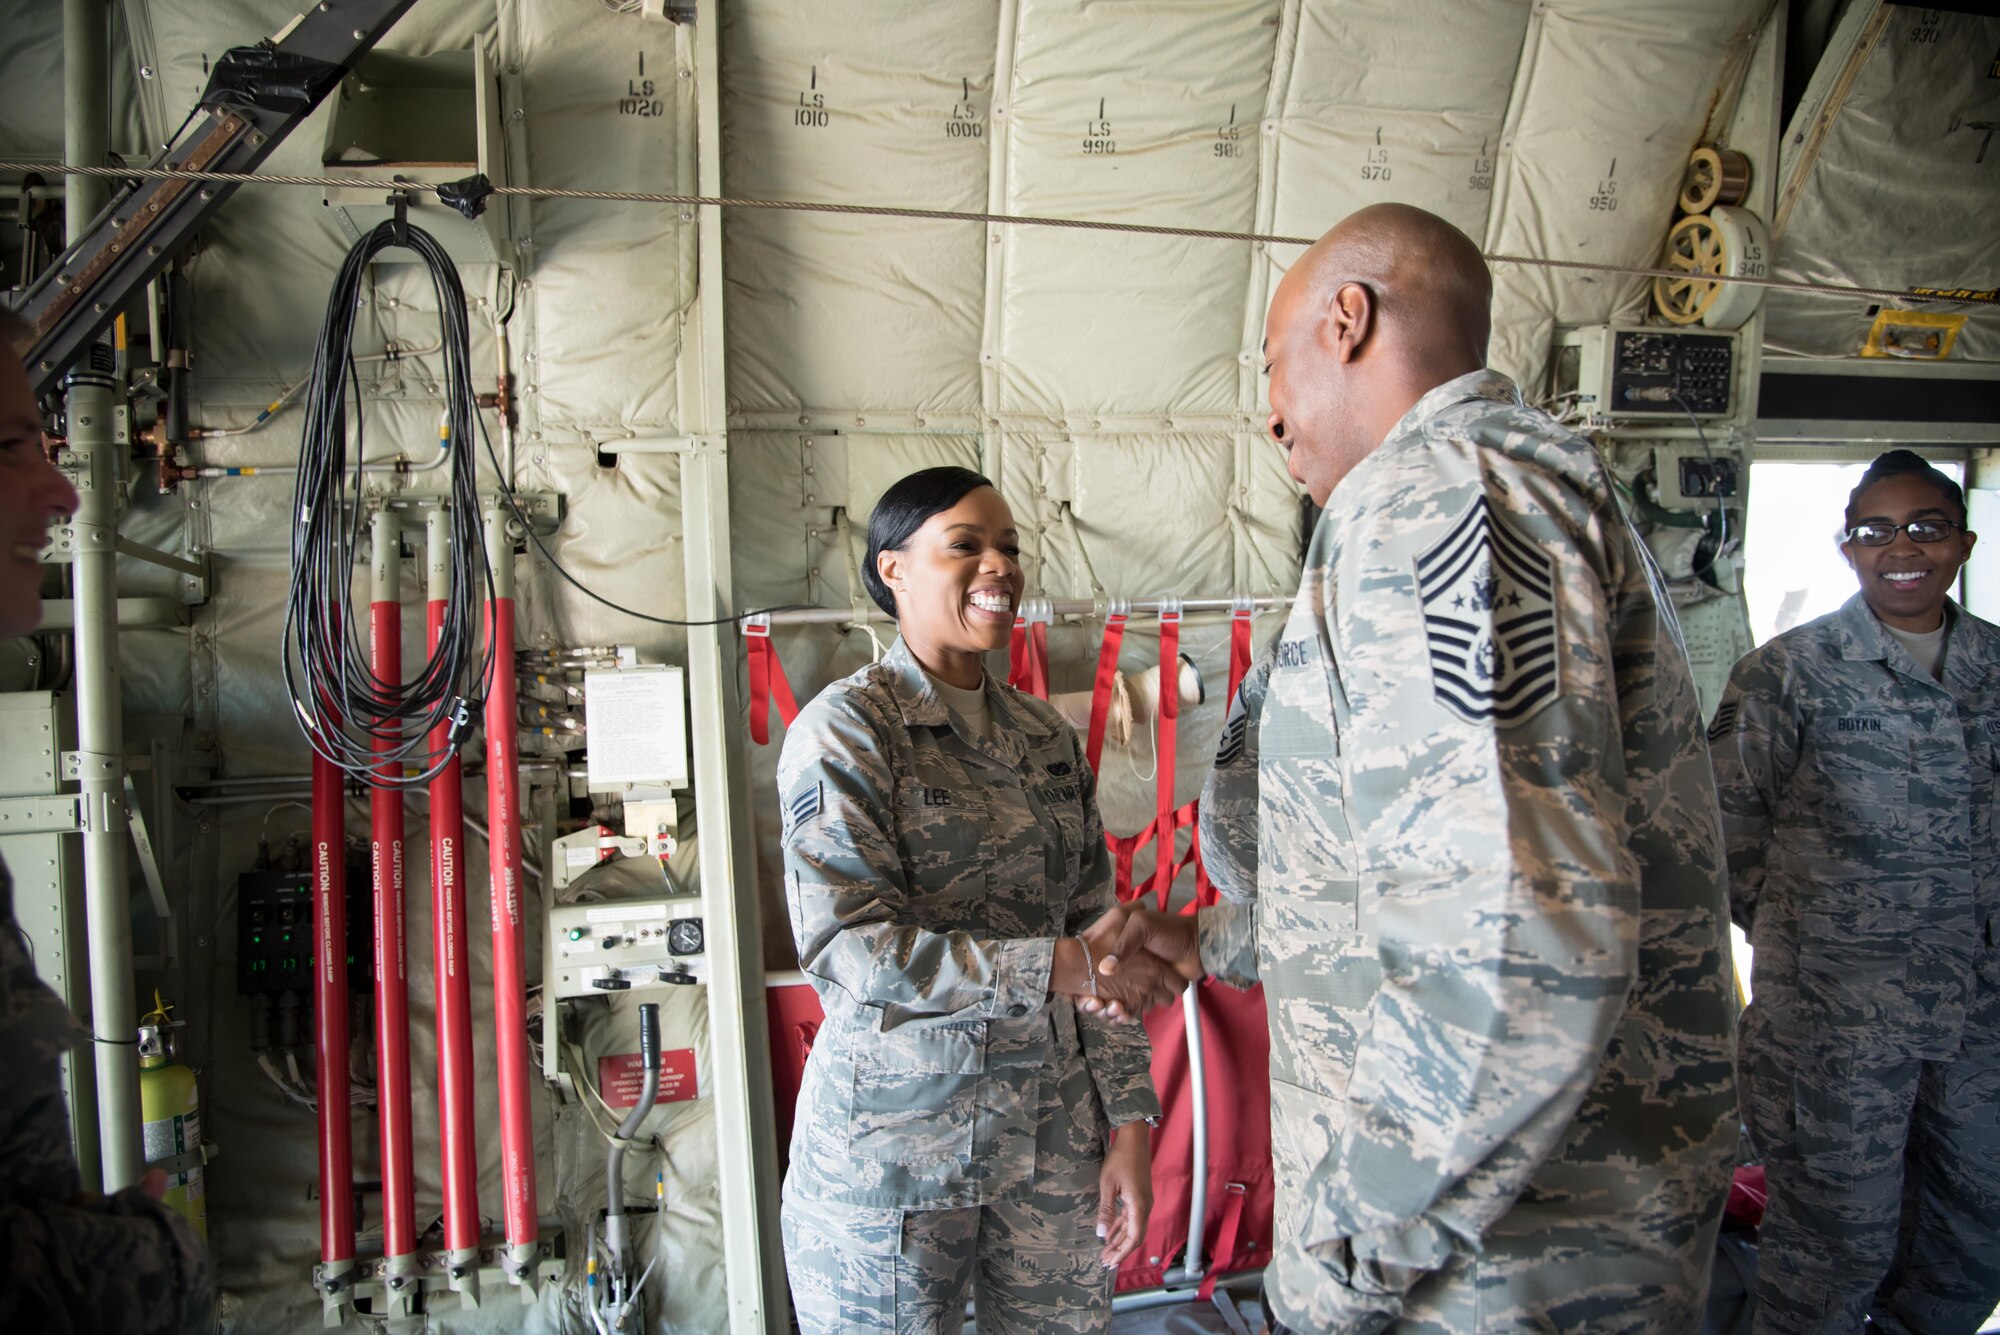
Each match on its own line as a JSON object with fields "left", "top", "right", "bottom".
{"left": 114, "top": 537, "right": 210, "bottom": 603}
{"left": 312, "top": 1242, "right": 562, "bottom": 1325}
{"left": 0, "top": 794, "right": 88, "bottom": 835}
{"left": 62, "top": 749, "right": 121, "bottom": 783}
{"left": 123, "top": 775, "right": 174, "bottom": 966}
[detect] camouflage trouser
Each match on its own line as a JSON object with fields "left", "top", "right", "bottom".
{"left": 780, "top": 1168, "right": 1112, "bottom": 1335}
{"left": 1744, "top": 995, "right": 2000, "bottom": 1334}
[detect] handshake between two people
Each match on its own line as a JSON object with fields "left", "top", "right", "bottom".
{"left": 1051, "top": 903, "right": 1207, "bottom": 1023}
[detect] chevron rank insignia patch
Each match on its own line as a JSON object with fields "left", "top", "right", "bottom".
{"left": 1708, "top": 700, "right": 1739, "bottom": 743}
{"left": 1415, "top": 496, "right": 1561, "bottom": 727}
{"left": 785, "top": 781, "right": 822, "bottom": 834}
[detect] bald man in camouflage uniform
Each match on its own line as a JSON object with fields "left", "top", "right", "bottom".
{"left": 778, "top": 634, "right": 1162, "bottom": 1333}
{"left": 1095, "top": 204, "right": 1740, "bottom": 1331}
{"left": 1711, "top": 451, "right": 2000, "bottom": 1334}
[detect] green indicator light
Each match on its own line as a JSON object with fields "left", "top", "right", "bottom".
{"left": 568, "top": 928, "right": 585, "bottom": 941}
{"left": 251, "top": 933, "right": 262, "bottom": 945}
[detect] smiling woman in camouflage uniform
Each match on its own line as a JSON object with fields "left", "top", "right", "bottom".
{"left": 1711, "top": 450, "right": 2000, "bottom": 1334}
{"left": 774, "top": 467, "right": 1181, "bottom": 1334}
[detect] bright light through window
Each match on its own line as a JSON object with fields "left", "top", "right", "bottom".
{"left": 1744, "top": 460, "right": 1967, "bottom": 647}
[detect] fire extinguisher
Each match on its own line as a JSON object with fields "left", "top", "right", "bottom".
{"left": 137, "top": 990, "right": 206, "bottom": 1238}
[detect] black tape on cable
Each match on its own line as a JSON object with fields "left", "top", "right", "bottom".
{"left": 200, "top": 46, "right": 344, "bottom": 118}
{"left": 437, "top": 174, "right": 494, "bottom": 222}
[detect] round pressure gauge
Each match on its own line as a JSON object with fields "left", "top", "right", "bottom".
{"left": 667, "top": 918, "right": 705, "bottom": 956}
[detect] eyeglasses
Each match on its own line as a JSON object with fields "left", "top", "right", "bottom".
{"left": 1844, "top": 519, "right": 1962, "bottom": 547}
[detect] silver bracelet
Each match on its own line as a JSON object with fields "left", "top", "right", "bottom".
{"left": 1075, "top": 935, "right": 1098, "bottom": 998}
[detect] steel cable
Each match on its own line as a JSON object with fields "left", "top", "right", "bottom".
{"left": 4, "top": 159, "right": 1995, "bottom": 308}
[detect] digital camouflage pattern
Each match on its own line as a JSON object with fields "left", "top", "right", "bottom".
{"left": 1710, "top": 594, "right": 2000, "bottom": 1334}
{"left": 1197, "top": 370, "right": 1740, "bottom": 1332}
{"left": 780, "top": 1044, "right": 1114, "bottom": 1334}
{"left": 0, "top": 862, "right": 213, "bottom": 1334}
{"left": 777, "top": 636, "right": 1156, "bottom": 1331}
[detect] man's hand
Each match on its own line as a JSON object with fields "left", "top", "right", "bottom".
{"left": 1088, "top": 947, "right": 1186, "bottom": 1020}
{"left": 1075, "top": 904, "right": 1204, "bottom": 1020}
{"left": 1096, "top": 904, "right": 1203, "bottom": 980}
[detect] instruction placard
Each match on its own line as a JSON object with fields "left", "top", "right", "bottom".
{"left": 599, "top": 1048, "right": 699, "bottom": 1108}
{"left": 584, "top": 666, "right": 689, "bottom": 790}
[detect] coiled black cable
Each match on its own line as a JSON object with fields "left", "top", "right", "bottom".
{"left": 282, "top": 218, "right": 493, "bottom": 789}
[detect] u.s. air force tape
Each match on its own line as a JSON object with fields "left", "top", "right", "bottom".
{"left": 1416, "top": 495, "right": 1561, "bottom": 727}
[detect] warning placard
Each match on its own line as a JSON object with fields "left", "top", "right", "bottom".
{"left": 599, "top": 1049, "right": 699, "bottom": 1108}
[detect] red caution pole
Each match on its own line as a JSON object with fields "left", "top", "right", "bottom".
{"left": 426, "top": 510, "right": 480, "bottom": 1298}
{"left": 484, "top": 509, "right": 540, "bottom": 1288}
{"left": 369, "top": 512, "right": 417, "bottom": 1310}
{"left": 311, "top": 651, "right": 354, "bottom": 1312}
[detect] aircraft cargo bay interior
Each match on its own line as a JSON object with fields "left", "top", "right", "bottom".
{"left": 1, "top": 1, "right": 1997, "bottom": 1332}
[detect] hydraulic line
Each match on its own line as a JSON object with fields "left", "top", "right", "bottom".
{"left": 312, "top": 741, "right": 355, "bottom": 1299}
{"left": 428, "top": 509, "right": 481, "bottom": 1294}
{"left": 281, "top": 218, "right": 492, "bottom": 790}
{"left": 596, "top": 1002, "right": 663, "bottom": 1334}
{"left": 368, "top": 512, "right": 416, "bottom": 1295}
{"left": 484, "top": 508, "right": 539, "bottom": 1283}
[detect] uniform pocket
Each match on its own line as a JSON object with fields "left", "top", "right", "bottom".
{"left": 848, "top": 1021, "right": 985, "bottom": 1163}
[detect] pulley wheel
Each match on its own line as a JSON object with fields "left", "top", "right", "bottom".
{"left": 1678, "top": 146, "right": 1752, "bottom": 215}
{"left": 1651, "top": 207, "right": 1769, "bottom": 330}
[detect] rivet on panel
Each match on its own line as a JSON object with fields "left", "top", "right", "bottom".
{"left": 855, "top": 417, "right": 865, "bottom": 427}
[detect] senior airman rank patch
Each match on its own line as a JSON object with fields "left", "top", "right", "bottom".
{"left": 1416, "top": 496, "right": 1561, "bottom": 727}
{"left": 785, "top": 781, "right": 822, "bottom": 834}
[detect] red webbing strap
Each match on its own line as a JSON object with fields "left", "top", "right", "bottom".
{"left": 1227, "top": 602, "right": 1254, "bottom": 707}
{"left": 1008, "top": 608, "right": 1051, "bottom": 699}
{"left": 1196, "top": 1182, "right": 1251, "bottom": 1301}
{"left": 1149, "top": 603, "right": 1183, "bottom": 904}
{"left": 1107, "top": 824, "right": 1151, "bottom": 903}
{"left": 745, "top": 620, "right": 800, "bottom": 746}
{"left": 1184, "top": 603, "right": 1258, "bottom": 909}
{"left": 1085, "top": 607, "right": 1129, "bottom": 775}
{"left": 1025, "top": 620, "right": 1048, "bottom": 698}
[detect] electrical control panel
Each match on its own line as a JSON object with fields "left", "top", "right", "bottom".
{"left": 235, "top": 864, "right": 372, "bottom": 995}
{"left": 547, "top": 897, "right": 706, "bottom": 1000}
{"left": 1554, "top": 325, "right": 1739, "bottom": 420}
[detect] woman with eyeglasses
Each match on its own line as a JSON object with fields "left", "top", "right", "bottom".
{"left": 1708, "top": 449, "right": 2000, "bottom": 1334}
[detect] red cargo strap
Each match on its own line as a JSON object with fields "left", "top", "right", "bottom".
{"left": 1007, "top": 600, "right": 1051, "bottom": 699}
{"left": 1149, "top": 602, "right": 1183, "bottom": 903}
{"left": 1226, "top": 599, "right": 1254, "bottom": 707}
{"left": 1084, "top": 602, "right": 1130, "bottom": 775}
{"left": 745, "top": 617, "right": 800, "bottom": 746}
{"left": 1197, "top": 1181, "right": 1251, "bottom": 1302}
